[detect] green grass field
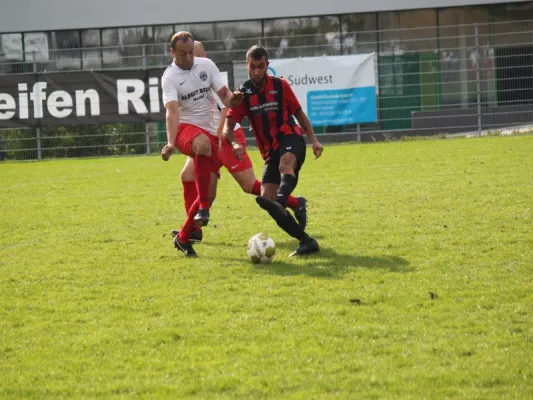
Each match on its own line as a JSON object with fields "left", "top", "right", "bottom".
{"left": 1, "top": 136, "right": 532, "bottom": 398}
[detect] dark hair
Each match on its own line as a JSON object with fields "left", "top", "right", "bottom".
{"left": 171, "top": 31, "right": 194, "bottom": 50}
{"left": 246, "top": 45, "right": 269, "bottom": 61}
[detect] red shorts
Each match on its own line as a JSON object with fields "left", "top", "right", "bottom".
{"left": 175, "top": 123, "right": 222, "bottom": 176}
{"left": 219, "top": 127, "right": 253, "bottom": 173}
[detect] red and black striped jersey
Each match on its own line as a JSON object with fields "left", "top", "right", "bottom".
{"left": 227, "top": 76, "right": 302, "bottom": 160}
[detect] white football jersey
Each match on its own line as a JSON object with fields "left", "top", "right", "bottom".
{"left": 162, "top": 57, "right": 224, "bottom": 135}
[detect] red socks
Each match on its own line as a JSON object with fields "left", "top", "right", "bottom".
{"left": 182, "top": 181, "right": 197, "bottom": 215}
{"left": 178, "top": 199, "right": 200, "bottom": 243}
{"left": 194, "top": 155, "right": 211, "bottom": 210}
{"left": 286, "top": 195, "right": 300, "bottom": 210}
{"left": 252, "top": 180, "right": 261, "bottom": 195}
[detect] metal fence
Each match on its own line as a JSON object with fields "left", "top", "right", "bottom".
{"left": 1, "top": 19, "right": 533, "bottom": 161}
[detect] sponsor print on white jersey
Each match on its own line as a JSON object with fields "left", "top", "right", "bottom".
{"left": 161, "top": 57, "right": 224, "bottom": 135}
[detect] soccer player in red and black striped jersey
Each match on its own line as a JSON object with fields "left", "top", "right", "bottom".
{"left": 172, "top": 41, "right": 308, "bottom": 247}
{"left": 223, "top": 45, "right": 324, "bottom": 256}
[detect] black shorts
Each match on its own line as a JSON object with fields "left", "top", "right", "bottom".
{"left": 262, "top": 134, "right": 307, "bottom": 185}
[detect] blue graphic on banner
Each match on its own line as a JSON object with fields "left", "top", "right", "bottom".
{"left": 307, "top": 86, "right": 377, "bottom": 126}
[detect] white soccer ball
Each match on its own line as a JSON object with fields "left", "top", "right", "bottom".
{"left": 247, "top": 233, "right": 276, "bottom": 264}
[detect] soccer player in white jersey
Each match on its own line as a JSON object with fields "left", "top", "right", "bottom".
{"left": 160, "top": 31, "right": 243, "bottom": 257}
{"left": 171, "top": 41, "right": 308, "bottom": 245}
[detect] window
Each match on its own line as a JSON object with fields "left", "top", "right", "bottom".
{"left": 21, "top": 32, "right": 52, "bottom": 72}
{"left": 51, "top": 30, "right": 81, "bottom": 70}
{"left": 0, "top": 33, "right": 23, "bottom": 73}
{"left": 23, "top": 32, "right": 50, "bottom": 62}
{"left": 151, "top": 25, "right": 174, "bottom": 67}
{"left": 378, "top": 9, "right": 437, "bottom": 53}
{"left": 1, "top": 33, "right": 23, "bottom": 60}
{"left": 119, "top": 27, "right": 153, "bottom": 46}
{"left": 439, "top": 6, "right": 493, "bottom": 106}
{"left": 102, "top": 28, "right": 119, "bottom": 46}
{"left": 81, "top": 29, "right": 100, "bottom": 47}
{"left": 213, "top": 20, "right": 261, "bottom": 62}
{"left": 154, "top": 25, "right": 173, "bottom": 43}
{"left": 119, "top": 27, "right": 153, "bottom": 68}
{"left": 492, "top": 2, "right": 533, "bottom": 46}
{"left": 439, "top": 6, "right": 492, "bottom": 50}
{"left": 174, "top": 23, "right": 215, "bottom": 43}
{"left": 101, "top": 28, "right": 120, "bottom": 68}
{"left": 53, "top": 30, "right": 80, "bottom": 49}
{"left": 341, "top": 13, "right": 377, "bottom": 55}
{"left": 264, "top": 16, "right": 340, "bottom": 58}
{"left": 81, "top": 29, "right": 101, "bottom": 69}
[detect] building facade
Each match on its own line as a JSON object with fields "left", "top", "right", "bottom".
{"left": 1, "top": 0, "right": 533, "bottom": 160}
{"left": 1, "top": 1, "right": 532, "bottom": 73}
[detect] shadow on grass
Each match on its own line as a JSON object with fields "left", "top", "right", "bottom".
{"left": 162, "top": 235, "right": 409, "bottom": 277}
{"left": 225, "top": 242, "right": 411, "bottom": 278}
{"left": 201, "top": 233, "right": 325, "bottom": 248}
{"left": 266, "top": 251, "right": 408, "bottom": 278}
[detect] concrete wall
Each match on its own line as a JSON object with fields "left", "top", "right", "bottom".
{"left": 0, "top": 0, "right": 519, "bottom": 33}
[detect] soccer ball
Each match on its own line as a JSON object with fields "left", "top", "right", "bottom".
{"left": 247, "top": 233, "right": 276, "bottom": 264}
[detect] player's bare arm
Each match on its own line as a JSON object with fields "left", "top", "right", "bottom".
{"left": 215, "top": 107, "right": 230, "bottom": 149}
{"left": 217, "top": 87, "right": 244, "bottom": 108}
{"left": 294, "top": 108, "right": 324, "bottom": 159}
{"left": 217, "top": 107, "right": 229, "bottom": 136}
{"left": 222, "top": 116, "right": 244, "bottom": 161}
{"left": 222, "top": 115, "right": 237, "bottom": 144}
{"left": 161, "top": 100, "right": 179, "bottom": 161}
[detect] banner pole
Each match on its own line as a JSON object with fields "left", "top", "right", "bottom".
{"left": 32, "top": 51, "right": 42, "bottom": 161}
{"left": 146, "top": 124, "right": 150, "bottom": 155}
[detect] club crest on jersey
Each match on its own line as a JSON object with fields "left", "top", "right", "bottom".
{"left": 199, "top": 71, "right": 208, "bottom": 81}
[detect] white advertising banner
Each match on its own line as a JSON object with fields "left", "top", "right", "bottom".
{"left": 268, "top": 54, "right": 377, "bottom": 126}
{"left": 2, "top": 33, "right": 49, "bottom": 62}
{"left": 1, "top": 34, "right": 23, "bottom": 60}
{"left": 24, "top": 33, "right": 50, "bottom": 62}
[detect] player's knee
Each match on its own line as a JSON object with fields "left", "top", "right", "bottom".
{"left": 193, "top": 134, "right": 212, "bottom": 156}
{"left": 279, "top": 161, "right": 295, "bottom": 175}
{"left": 180, "top": 168, "right": 194, "bottom": 182}
{"left": 279, "top": 154, "right": 296, "bottom": 175}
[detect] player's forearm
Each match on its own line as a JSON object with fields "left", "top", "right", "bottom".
{"left": 303, "top": 128, "right": 319, "bottom": 144}
{"left": 297, "top": 111, "right": 319, "bottom": 143}
{"left": 166, "top": 109, "right": 179, "bottom": 145}
{"left": 216, "top": 87, "right": 233, "bottom": 108}
{"left": 222, "top": 117, "right": 237, "bottom": 145}
{"left": 220, "top": 93, "right": 232, "bottom": 108}
{"left": 217, "top": 108, "right": 229, "bottom": 136}
{"left": 301, "top": 119, "right": 319, "bottom": 143}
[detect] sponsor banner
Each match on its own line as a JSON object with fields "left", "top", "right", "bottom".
{"left": 0, "top": 69, "right": 167, "bottom": 128}
{"left": 268, "top": 54, "right": 377, "bottom": 126}
{"left": 1, "top": 33, "right": 50, "bottom": 61}
{"left": 1, "top": 34, "right": 23, "bottom": 61}
{"left": 24, "top": 33, "right": 50, "bottom": 62}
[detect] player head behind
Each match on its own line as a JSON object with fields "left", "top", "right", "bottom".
{"left": 170, "top": 31, "right": 194, "bottom": 70}
{"left": 246, "top": 45, "right": 269, "bottom": 88}
{"left": 194, "top": 41, "right": 207, "bottom": 58}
